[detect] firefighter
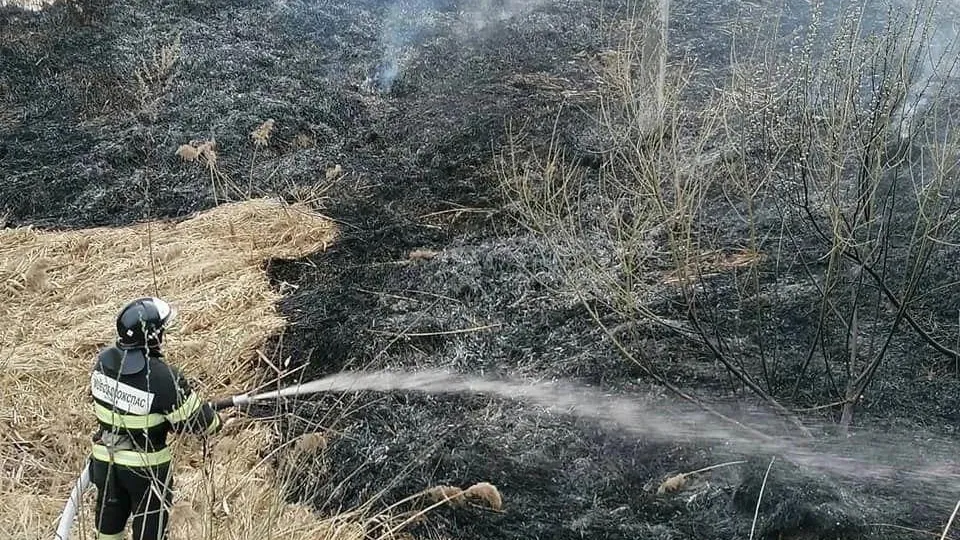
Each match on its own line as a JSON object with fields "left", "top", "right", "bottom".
{"left": 87, "top": 297, "right": 222, "bottom": 540}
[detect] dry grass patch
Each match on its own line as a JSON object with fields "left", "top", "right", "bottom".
{"left": 661, "top": 249, "right": 767, "bottom": 286}
{"left": 0, "top": 198, "right": 353, "bottom": 539}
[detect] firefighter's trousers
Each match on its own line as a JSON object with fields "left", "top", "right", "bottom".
{"left": 88, "top": 457, "right": 173, "bottom": 540}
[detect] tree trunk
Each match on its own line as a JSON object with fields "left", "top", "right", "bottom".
{"left": 639, "top": 0, "right": 669, "bottom": 131}
{"left": 839, "top": 304, "right": 859, "bottom": 435}
{"left": 839, "top": 398, "right": 856, "bottom": 433}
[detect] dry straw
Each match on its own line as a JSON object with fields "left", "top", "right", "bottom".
{"left": 251, "top": 119, "right": 276, "bottom": 148}
{"left": 0, "top": 198, "right": 363, "bottom": 539}
{"left": 424, "top": 482, "right": 502, "bottom": 512}
{"left": 655, "top": 460, "right": 747, "bottom": 495}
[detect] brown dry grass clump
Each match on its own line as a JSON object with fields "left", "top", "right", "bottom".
{"left": 0, "top": 198, "right": 358, "bottom": 539}
{"left": 656, "top": 473, "right": 688, "bottom": 494}
{"left": 251, "top": 119, "right": 276, "bottom": 148}
{"left": 425, "top": 485, "right": 466, "bottom": 506}
{"left": 424, "top": 482, "right": 503, "bottom": 512}
{"left": 661, "top": 249, "right": 766, "bottom": 286}
{"left": 463, "top": 482, "right": 502, "bottom": 511}
{"left": 655, "top": 460, "right": 747, "bottom": 495}
{"left": 176, "top": 139, "right": 218, "bottom": 167}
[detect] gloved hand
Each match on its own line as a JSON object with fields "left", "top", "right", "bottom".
{"left": 210, "top": 396, "right": 237, "bottom": 411}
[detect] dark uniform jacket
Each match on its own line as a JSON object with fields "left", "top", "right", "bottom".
{"left": 89, "top": 344, "right": 221, "bottom": 467}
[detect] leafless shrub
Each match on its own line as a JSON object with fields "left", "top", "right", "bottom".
{"left": 727, "top": 0, "right": 960, "bottom": 430}
{"left": 499, "top": 0, "right": 960, "bottom": 432}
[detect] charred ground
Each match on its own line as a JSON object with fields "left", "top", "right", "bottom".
{"left": 3, "top": 0, "right": 960, "bottom": 539}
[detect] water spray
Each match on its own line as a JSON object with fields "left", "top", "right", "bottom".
{"left": 53, "top": 368, "right": 960, "bottom": 539}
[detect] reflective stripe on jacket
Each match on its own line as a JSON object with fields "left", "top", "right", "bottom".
{"left": 89, "top": 346, "right": 221, "bottom": 467}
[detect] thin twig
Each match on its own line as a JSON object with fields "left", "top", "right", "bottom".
{"left": 418, "top": 207, "right": 496, "bottom": 219}
{"left": 940, "top": 497, "right": 960, "bottom": 540}
{"left": 400, "top": 288, "right": 463, "bottom": 304}
{"left": 749, "top": 457, "right": 776, "bottom": 540}
{"left": 852, "top": 252, "right": 959, "bottom": 361}
{"left": 791, "top": 399, "right": 851, "bottom": 413}
{"left": 245, "top": 363, "right": 309, "bottom": 397}
{"left": 256, "top": 350, "right": 285, "bottom": 378}
{"left": 576, "top": 292, "right": 778, "bottom": 443}
{"left": 367, "top": 324, "right": 502, "bottom": 338}
{"left": 683, "top": 460, "right": 747, "bottom": 476}
{"left": 353, "top": 287, "right": 420, "bottom": 303}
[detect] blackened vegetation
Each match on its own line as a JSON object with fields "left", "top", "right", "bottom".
{"left": 3, "top": 0, "right": 960, "bottom": 539}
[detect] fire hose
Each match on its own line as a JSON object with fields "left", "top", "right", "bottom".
{"left": 53, "top": 393, "right": 259, "bottom": 540}
{"left": 53, "top": 369, "right": 439, "bottom": 539}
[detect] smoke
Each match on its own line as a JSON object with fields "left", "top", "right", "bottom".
{"left": 365, "top": 0, "right": 548, "bottom": 93}
{"left": 894, "top": 0, "right": 960, "bottom": 136}
{"left": 366, "top": 0, "right": 437, "bottom": 93}
{"left": 458, "top": 0, "right": 549, "bottom": 31}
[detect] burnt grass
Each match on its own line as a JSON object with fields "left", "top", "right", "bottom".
{"left": 4, "top": 0, "right": 960, "bottom": 539}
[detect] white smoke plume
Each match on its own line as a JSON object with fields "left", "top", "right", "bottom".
{"left": 892, "top": 0, "right": 960, "bottom": 136}
{"left": 367, "top": 0, "right": 549, "bottom": 93}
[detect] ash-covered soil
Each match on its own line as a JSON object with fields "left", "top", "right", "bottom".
{"left": 4, "top": 0, "right": 960, "bottom": 539}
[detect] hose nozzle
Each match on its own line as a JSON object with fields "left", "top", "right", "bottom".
{"left": 210, "top": 394, "right": 251, "bottom": 411}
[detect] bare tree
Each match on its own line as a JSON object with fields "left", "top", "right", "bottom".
{"left": 499, "top": 0, "right": 960, "bottom": 433}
